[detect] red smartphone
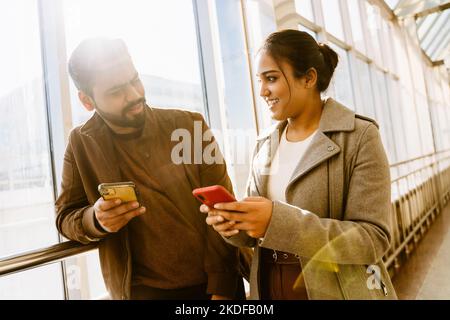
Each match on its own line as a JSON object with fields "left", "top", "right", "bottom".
{"left": 192, "top": 185, "right": 236, "bottom": 207}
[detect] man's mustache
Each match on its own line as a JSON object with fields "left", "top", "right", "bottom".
{"left": 123, "top": 97, "right": 146, "bottom": 113}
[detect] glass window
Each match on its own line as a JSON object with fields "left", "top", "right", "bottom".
{"left": 347, "top": 0, "right": 366, "bottom": 54}
{"left": 365, "top": 3, "right": 383, "bottom": 66}
{"left": 213, "top": 0, "right": 258, "bottom": 197}
{"left": 400, "top": 87, "right": 423, "bottom": 159}
{"left": 62, "top": 0, "right": 206, "bottom": 299}
{"left": 245, "top": 0, "right": 277, "bottom": 132}
{"left": 63, "top": 0, "right": 205, "bottom": 127}
{"left": 385, "top": 22, "right": 398, "bottom": 75}
{"left": 0, "top": 264, "right": 64, "bottom": 299}
{"left": 0, "top": 0, "right": 59, "bottom": 257}
{"left": 295, "top": 0, "right": 314, "bottom": 22}
{"left": 386, "top": 78, "right": 408, "bottom": 162}
{"left": 298, "top": 24, "right": 317, "bottom": 40}
{"left": 414, "top": 93, "right": 435, "bottom": 155}
{"left": 355, "top": 59, "right": 376, "bottom": 119}
{"left": 327, "top": 43, "right": 355, "bottom": 109}
{"left": 320, "top": 0, "right": 345, "bottom": 41}
{"left": 371, "top": 68, "right": 397, "bottom": 163}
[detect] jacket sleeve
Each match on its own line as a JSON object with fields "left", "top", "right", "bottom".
{"left": 55, "top": 131, "right": 109, "bottom": 244}
{"left": 194, "top": 114, "right": 250, "bottom": 297}
{"left": 259, "top": 123, "right": 392, "bottom": 265}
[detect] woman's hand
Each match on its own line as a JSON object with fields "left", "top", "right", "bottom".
{"left": 200, "top": 204, "right": 239, "bottom": 237}
{"left": 202, "top": 196, "right": 273, "bottom": 239}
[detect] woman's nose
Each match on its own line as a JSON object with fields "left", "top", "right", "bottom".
{"left": 260, "top": 86, "right": 270, "bottom": 98}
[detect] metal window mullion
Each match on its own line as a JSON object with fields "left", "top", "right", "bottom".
{"left": 239, "top": 0, "right": 259, "bottom": 135}
{"left": 311, "top": 0, "right": 326, "bottom": 42}
{"left": 192, "top": 0, "right": 225, "bottom": 134}
{"left": 37, "top": 0, "right": 73, "bottom": 301}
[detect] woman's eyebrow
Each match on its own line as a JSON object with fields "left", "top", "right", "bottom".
{"left": 257, "top": 70, "right": 280, "bottom": 77}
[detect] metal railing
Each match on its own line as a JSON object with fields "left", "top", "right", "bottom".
{"left": 383, "top": 149, "right": 450, "bottom": 273}
{"left": 1, "top": 149, "right": 450, "bottom": 285}
{"left": 0, "top": 241, "right": 97, "bottom": 277}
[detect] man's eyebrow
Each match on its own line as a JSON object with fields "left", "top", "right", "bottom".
{"left": 106, "top": 73, "right": 139, "bottom": 92}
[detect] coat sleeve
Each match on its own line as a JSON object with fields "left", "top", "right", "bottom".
{"left": 194, "top": 114, "right": 250, "bottom": 297}
{"left": 55, "top": 131, "right": 109, "bottom": 244}
{"left": 259, "top": 123, "right": 392, "bottom": 265}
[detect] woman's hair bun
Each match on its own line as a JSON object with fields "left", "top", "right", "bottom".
{"left": 318, "top": 43, "right": 339, "bottom": 75}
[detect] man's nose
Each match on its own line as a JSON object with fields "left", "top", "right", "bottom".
{"left": 125, "top": 83, "right": 141, "bottom": 101}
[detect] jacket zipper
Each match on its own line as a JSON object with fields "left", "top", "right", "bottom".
{"left": 380, "top": 280, "right": 388, "bottom": 296}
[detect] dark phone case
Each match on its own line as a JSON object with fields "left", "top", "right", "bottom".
{"left": 98, "top": 182, "right": 139, "bottom": 203}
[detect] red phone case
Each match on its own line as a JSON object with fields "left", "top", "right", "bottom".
{"left": 192, "top": 185, "right": 236, "bottom": 207}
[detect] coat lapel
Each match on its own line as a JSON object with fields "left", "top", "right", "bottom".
{"left": 286, "top": 132, "right": 340, "bottom": 189}
{"left": 253, "top": 98, "right": 356, "bottom": 196}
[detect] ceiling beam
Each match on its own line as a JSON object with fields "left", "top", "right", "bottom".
{"left": 415, "top": 2, "right": 450, "bottom": 18}
{"left": 395, "top": 0, "right": 448, "bottom": 18}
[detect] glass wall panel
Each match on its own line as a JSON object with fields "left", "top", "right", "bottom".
{"left": 298, "top": 24, "right": 318, "bottom": 40}
{"left": 386, "top": 78, "right": 408, "bottom": 162}
{"left": 63, "top": 0, "right": 205, "bottom": 126}
{"left": 355, "top": 59, "right": 376, "bottom": 119}
{"left": 365, "top": 2, "right": 383, "bottom": 66}
{"left": 0, "top": 0, "right": 59, "bottom": 259}
{"left": 415, "top": 94, "right": 435, "bottom": 155}
{"left": 213, "top": 0, "right": 258, "bottom": 197}
{"left": 62, "top": 0, "right": 205, "bottom": 299}
{"left": 320, "top": 0, "right": 345, "bottom": 41}
{"left": 245, "top": 0, "right": 277, "bottom": 131}
{"left": 400, "top": 88, "right": 423, "bottom": 158}
{"left": 0, "top": 264, "right": 64, "bottom": 299}
{"left": 371, "top": 68, "right": 397, "bottom": 163}
{"left": 347, "top": 0, "right": 366, "bottom": 54}
{"left": 295, "top": 0, "right": 314, "bottom": 22}
{"left": 327, "top": 43, "right": 355, "bottom": 110}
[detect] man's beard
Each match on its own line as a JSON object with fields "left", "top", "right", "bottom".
{"left": 95, "top": 97, "right": 146, "bottom": 128}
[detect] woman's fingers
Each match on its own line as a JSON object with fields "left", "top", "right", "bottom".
{"left": 220, "top": 229, "right": 239, "bottom": 237}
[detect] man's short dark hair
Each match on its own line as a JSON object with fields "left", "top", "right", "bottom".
{"left": 68, "top": 37, "right": 131, "bottom": 96}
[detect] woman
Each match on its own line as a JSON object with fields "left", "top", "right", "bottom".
{"left": 201, "top": 29, "right": 397, "bottom": 300}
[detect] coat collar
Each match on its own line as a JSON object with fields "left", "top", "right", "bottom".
{"left": 256, "top": 97, "right": 356, "bottom": 142}
{"left": 76, "top": 105, "right": 156, "bottom": 183}
{"left": 252, "top": 98, "right": 356, "bottom": 197}
{"left": 79, "top": 104, "right": 156, "bottom": 140}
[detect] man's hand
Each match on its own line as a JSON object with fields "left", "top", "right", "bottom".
{"left": 94, "top": 197, "right": 146, "bottom": 233}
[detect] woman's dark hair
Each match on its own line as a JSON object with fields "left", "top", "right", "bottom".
{"left": 261, "top": 29, "right": 339, "bottom": 92}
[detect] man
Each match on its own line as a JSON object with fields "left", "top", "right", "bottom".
{"left": 55, "top": 38, "right": 249, "bottom": 300}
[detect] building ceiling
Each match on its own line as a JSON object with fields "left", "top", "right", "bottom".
{"left": 385, "top": 0, "right": 450, "bottom": 64}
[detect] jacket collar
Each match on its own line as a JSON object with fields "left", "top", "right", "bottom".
{"left": 256, "top": 97, "right": 355, "bottom": 142}
{"left": 79, "top": 104, "right": 156, "bottom": 139}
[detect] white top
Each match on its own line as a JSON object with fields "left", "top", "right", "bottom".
{"left": 267, "top": 126, "right": 317, "bottom": 202}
